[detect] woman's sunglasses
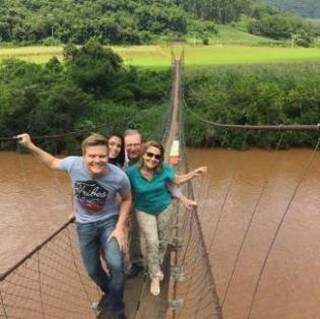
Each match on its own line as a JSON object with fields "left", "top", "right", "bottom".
{"left": 145, "top": 152, "right": 161, "bottom": 160}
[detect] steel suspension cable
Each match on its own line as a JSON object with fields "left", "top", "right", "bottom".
{"left": 246, "top": 136, "right": 320, "bottom": 319}
{"left": 185, "top": 104, "right": 320, "bottom": 132}
{"left": 205, "top": 128, "right": 249, "bottom": 253}
{"left": 170, "top": 55, "right": 222, "bottom": 319}
{"left": 18, "top": 135, "right": 92, "bottom": 307}
{"left": 66, "top": 227, "right": 95, "bottom": 306}
{"left": 0, "top": 288, "right": 8, "bottom": 319}
{"left": 181, "top": 128, "right": 223, "bottom": 319}
{"left": 221, "top": 132, "right": 284, "bottom": 308}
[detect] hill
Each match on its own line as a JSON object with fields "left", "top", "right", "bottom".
{"left": 266, "top": 0, "right": 320, "bottom": 18}
{"left": 0, "top": 0, "right": 318, "bottom": 47}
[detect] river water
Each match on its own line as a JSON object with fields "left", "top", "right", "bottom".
{"left": 0, "top": 152, "right": 72, "bottom": 274}
{"left": 188, "top": 148, "right": 320, "bottom": 319}
{"left": 1, "top": 149, "right": 320, "bottom": 318}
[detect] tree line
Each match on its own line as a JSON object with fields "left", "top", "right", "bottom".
{"left": 266, "top": 0, "right": 320, "bottom": 19}
{"left": 1, "top": 41, "right": 319, "bottom": 151}
{"left": 0, "top": 40, "right": 171, "bottom": 152}
{"left": 0, "top": 0, "right": 216, "bottom": 45}
{"left": 0, "top": 0, "right": 319, "bottom": 46}
{"left": 184, "top": 63, "right": 320, "bottom": 149}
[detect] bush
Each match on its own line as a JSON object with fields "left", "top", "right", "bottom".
{"left": 184, "top": 63, "right": 320, "bottom": 148}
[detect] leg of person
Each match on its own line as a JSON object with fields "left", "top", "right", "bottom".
{"left": 122, "top": 226, "right": 131, "bottom": 274}
{"left": 126, "top": 212, "right": 144, "bottom": 278}
{"left": 157, "top": 204, "right": 173, "bottom": 269}
{"left": 100, "top": 216, "right": 126, "bottom": 318}
{"left": 136, "top": 210, "right": 161, "bottom": 296}
{"left": 76, "top": 222, "right": 110, "bottom": 294}
{"left": 139, "top": 229, "right": 148, "bottom": 272}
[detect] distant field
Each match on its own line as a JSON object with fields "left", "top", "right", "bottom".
{"left": 1, "top": 45, "right": 320, "bottom": 67}
{"left": 211, "top": 25, "right": 279, "bottom": 46}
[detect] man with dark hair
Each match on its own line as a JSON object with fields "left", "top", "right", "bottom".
{"left": 17, "top": 133, "right": 132, "bottom": 319}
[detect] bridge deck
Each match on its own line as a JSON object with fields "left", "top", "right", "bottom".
{"left": 99, "top": 259, "right": 170, "bottom": 319}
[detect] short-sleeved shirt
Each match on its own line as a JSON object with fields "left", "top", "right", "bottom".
{"left": 59, "top": 156, "right": 131, "bottom": 224}
{"left": 126, "top": 163, "right": 175, "bottom": 215}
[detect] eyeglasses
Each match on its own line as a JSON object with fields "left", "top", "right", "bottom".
{"left": 145, "top": 152, "right": 161, "bottom": 160}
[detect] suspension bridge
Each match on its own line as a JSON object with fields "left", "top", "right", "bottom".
{"left": 0, "top": 51, "right": 320, "bottom": 319}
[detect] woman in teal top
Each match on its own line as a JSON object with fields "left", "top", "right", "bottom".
{"left": 126, "top": 140, "right": 206, "bottom": 296}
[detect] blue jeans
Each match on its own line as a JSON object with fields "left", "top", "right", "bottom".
{"left": 76, "top": 215, "right": 124, "bottom": 314}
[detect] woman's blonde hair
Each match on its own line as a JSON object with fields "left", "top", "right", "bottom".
{"left": 139, "top": 140, "right": 165, "bottom": 171}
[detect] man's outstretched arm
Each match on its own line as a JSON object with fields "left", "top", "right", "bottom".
{"left": 16, "top": 133, "right": 61, "bottom": 170}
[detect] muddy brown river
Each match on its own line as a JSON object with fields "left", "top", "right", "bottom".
{"left": 1, "top": 149, "right": 320, "bottom": 318}
{"left": 188, "top": 148, "right": 320, "bottom": 319}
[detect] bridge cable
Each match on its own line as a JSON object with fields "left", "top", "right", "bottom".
{"left": 4, "top": 109, "right": 169, "bottom": 319}
{"left": 184, "top": 104, "right": 320, "bottom": 132}
{"left": 246, "top": 136, "right": 320, "bottom": 319}
{"left": 206, "top": 130, "right": 252, "bottom": 254}
{"left": 179, "top": 65, "right": 223, "bottom": 319}
{"left": 181, "top": 84, "right": 242, "bottom": 254}
{"left": 0, "top": 288, "right": 8, "bottom": 319}
{"left": 221, "top": 132, "right": 284, "bottom": 308}
{"left": 14, "top": 132, "right": 100, "bottom": 312}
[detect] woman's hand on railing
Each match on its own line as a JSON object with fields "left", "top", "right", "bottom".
{"left": 180, "top": 195, "right": 197, "bottom": 209}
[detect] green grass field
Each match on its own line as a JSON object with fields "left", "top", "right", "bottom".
{"left": 1, "top": 44, "right": 320, "bottom": 67}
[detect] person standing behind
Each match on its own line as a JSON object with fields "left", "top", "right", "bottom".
{"left": 17, "top": 133, "right": 132, "bottom": 319}
{"left": 124, "top": 129, "right": 142, "bottom": 167}
{"left": 126, "top": 140, "right": 207, "bottom": 296}
{"left": 123, "top": 129, "right": 145, "bottom": 278}
{"left": 108, "top": 134, "right": 126, "bottom": 168}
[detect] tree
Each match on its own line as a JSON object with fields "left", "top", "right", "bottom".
{"left": 65, "top": 40, "right": 123, "bottom": 98}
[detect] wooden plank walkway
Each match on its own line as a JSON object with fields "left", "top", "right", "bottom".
{"left": 99, "top": 258, "right": 170, "bottom": 319}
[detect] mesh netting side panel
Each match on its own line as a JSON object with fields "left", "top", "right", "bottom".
{"left": 169, "top": 202, "right": 221, "bottom": 319}
{"left": 0, "top": 224, "right": 100, "bottom": 319}
{"left": 166, "top": 159, "right": 222, "bottom": 319}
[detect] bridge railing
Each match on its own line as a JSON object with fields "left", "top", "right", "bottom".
{"left": 165, "top": 53, "right": 222, "bottom": 319}
{"left": 0, "top": 219, "right": 100, "bottom": 319}
{"left": 0, "top": 54, "right": 179, "bottom": 319}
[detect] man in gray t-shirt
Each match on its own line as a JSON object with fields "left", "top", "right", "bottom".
{"left": 59, "top": 156, "right": 130, "bottom": 224}
{"left": 17, "top": 133, "right": 132, "bottom": 319}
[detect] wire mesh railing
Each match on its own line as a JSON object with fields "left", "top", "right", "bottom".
{"left": 165, "top": 53, "right": 222, "bottom": 319}
{"left": 0, "top": 53, "right": 178, "bottom": 319}
{"left": 4, "top": 49, "right": 320, "bottom": 319}
{"left": 0, "top": 220, "right": 100, "bottom": 319}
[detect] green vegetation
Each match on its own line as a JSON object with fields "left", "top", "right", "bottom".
{"left": 184, "top": 63, "right": 320, "bottom": 149}
{"left": 1, "top": 41, "right": 319, "bottom": 151}
{"left": 181, "top": 45, "right": 320, "bottom": 66}
{"left": 248, "top": 11, "right": 320, "bottom": 46}
{"left": 0, "top": 46, "right": 63, "bottom": 63}
{"left": 0, "top": 41, "right": 171, "bottom": 152}
{"left": 1, "top": 0, "right": 320, "bottom": 150}
{"left": 210, "top": 25, "right": 279, "bottom": 45}
{"left": 266, "top": 0, "right": 320, "bottom": 18}
{"left": 0, "top": 0, "right": 319, "bottom": 47}
{"left": 0, "top": 0, "right": 217, "bottom": 45}
{"left": 2, "top": 45, "right": 320, "bottom": 67}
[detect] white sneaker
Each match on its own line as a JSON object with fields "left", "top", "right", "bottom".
{"left": 150, "top": 278, "right": 160, "bottom": 296}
